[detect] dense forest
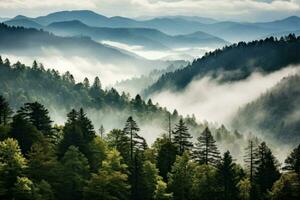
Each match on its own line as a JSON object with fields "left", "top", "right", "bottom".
{"left": 0, "top": 95, "right": 299, "bottom": 200}
{"left": 232, "top": 74, "right": 300, "bottom": 143}
{"left": 0, "top": 56, "right": 208, "bottom": 136}
{"left": 144, "top": 34, "right": 300, "bottom": 96}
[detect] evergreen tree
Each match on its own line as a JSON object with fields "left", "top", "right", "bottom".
{"left": 172, "top": 118, "right": 193, "bottom": 154}
{"left": 193, "top": 127, "right": 220, "bottom": 166}
{"left": 59, "top": 146, "right": 90, "bottom": 200}
{"left": 254, "top": 142, "right": 280, "bottom": 199}
{"left": 123, "top": 116, "right": 141, "bottom": 162}
{"left": 217, "top": 151, "right": 240, "bottom": 200}
{"left": 18, "top": 102, "right": 52, "bottom": 136}
{"left": 156, "top": 137, "right": 178, "bottom": 181}
{"left": 83, "top": 149, "right": 129, "bottom": 200}
{"left": 244, "top": 139, "right": 258, "bottom": 200}
{"left": 107, "top": 129, "right": 131, "bottom": 163}
{"left": 283, "top": 144, "right": 300, "bottom": 175}
{"left": 9, "top": 113, "right": 42, "bottom": 154}
{"left": 0, "top": 138, "right": 27, "bottom": 199}
{"left": 0, "top": 95, "right": 13, "bottom": 125}
{"left": 168, "top": 152, "right": 195, "bottom": 200}
{"left": 83, "top": 77, "right": 90, "bottom": 88}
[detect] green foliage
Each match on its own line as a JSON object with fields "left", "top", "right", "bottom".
{"left": 193, "top": 127, "right": 220, "bottom": 166}
{"left": 191, "top": 164, "right": 220, "bottom": 200}
{"left": 0, "top": 95, "right": 13, "bottom": 125}
{"left": 269, "top": 173, "right": 300, "bottom": 200}
{"left": 145, "top": 34, "right": 300, "bottom": 95}
{"left": 9, "top": 112, "right": 43, "bottom": 154}
{"left": 83, "top": 149, "right": 129, "bottom": 200}
{"left": 172, "top": 118, "right": 193, "bottom": 154}
{"left": 237, "top": 178, "right": 251, "bottom": 200}
{"left": 168, "top": 151, "right": 195, "bottom": 200}
{"left": 155, "top": 137, "right": 178, "bottom": 180}
{"left": 0, "top": 138, "right": 27, "bottom": 199}
{"left": 284, "top": 144, "right": 300, "bottom": 174}
{"left": 254, "top": 142, "right": 281, "bottom": 199}
{"left": 59, "top": 146, "right": 90, "bottom": 200}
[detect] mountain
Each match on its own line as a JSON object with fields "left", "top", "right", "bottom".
{"left": 0, "top": 17, "right": 10, "bottom": 22}
{"left": 46, "top": 20, "right": 228, "bottom": 50}
{"left": 5, "top": 10, "right": 300, "bottom": 43}
{"left": 164, "top": 16, "right": 218, "bottom": 24}
{"left": 144, "top": 35, "right": 300, "bottom": 96}
{"left": 256, "top": 16, "right": 300, "bottom": 31}
{"left": 4, "top": 18, "right": 43, "bottom": 29}
{"left": 0, "top": 23, "right": 164, "bottom": 70}
{"left": 232, "top": 74, "right": 300, "bottom": 144}
{"left": 262, "top": 29, "right": 300, "bottom": 39}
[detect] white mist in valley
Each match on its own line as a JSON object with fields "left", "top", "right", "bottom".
{"left": 151, "top": 65, "right": 300, "bottom": 125}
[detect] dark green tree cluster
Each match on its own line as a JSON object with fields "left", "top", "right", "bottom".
{"left": 0, "top": 97, "right": 299, "bottom": 200}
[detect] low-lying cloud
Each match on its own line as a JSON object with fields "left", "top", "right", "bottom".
{"left": 152, "top": 65, "right": 300, "bottom": 125}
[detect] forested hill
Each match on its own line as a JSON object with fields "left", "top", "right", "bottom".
{"left": 144, "top": 34, "right": 300, "bottom": 96}
{"left": 0, "top": 56, "right": 201, "bottom": 131}
{"left": 0, "top": 23, "right": 150, "bottom": 66}
{"left": 232, "top": 74, "right": 300, "bottom": 143}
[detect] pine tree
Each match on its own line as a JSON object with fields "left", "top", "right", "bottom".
{"left": 156, "top": 138, "right": 178, "bottom": 181}
{"left": 99, "top": 125, "right": 105, "bottom": 138}
{"left": 193, "top": 127, "right": 220, "bottom": 166}
{"left": 0, "top": 95, "right": 13, "bottom": 125}
{"left": 168, "top": 152, "right": 195, "bottom": 200}
{"left": 123, "top": 116, "right": 141, "bottom": 162}
{"left": 9, "top": 113, "right": 42, "bottom": 154}
{"left": 283, "top": 144, "right": 300, "bottom": 175}
{"left": 83, "top": 77, "right": 90, "bottom": 88}
{"left": 0, "top": 138, "right": 27, "bottom": 199}
{"left": 172, "top": 118, "right": 193, "bottom": 154}
{"left": 217, "top": 151, "right": 240, "bottom": 200}
{"left": 18, "top": 102, "right": 52, "bottom": 136}
{"left": 59, "top": 146, "right": 90, "bottom": 200}
{"left": 254, "top": 142, "right": 280, "bottom": 198}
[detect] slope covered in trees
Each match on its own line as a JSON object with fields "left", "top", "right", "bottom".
{"left": 144, "top": 35, "right": 300, "bottom": 96}
{"left": 0, "top": 96, "right": 299, "bottom": 200}
{"left": 232, "top": 74, "right": 300, "bottom": 144}
{"left": 0, "top": 23, "right": 165, "bottom": 69}
{"left": 0, "top": 56, "right": 203, "bottom": 135}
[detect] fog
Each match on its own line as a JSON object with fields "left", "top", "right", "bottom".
{"left": 3, "top": 52, "right": 152, "bottom": 87}
{"left": 101, "top": 40, "right": 212, "bottom": 61}
{"left": 151, "top": 65, "right": 300, "bottom": 125}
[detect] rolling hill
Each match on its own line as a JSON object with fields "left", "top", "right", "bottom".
{"left": 46, "top": 20, "right": 228, "bottom": 50}
{"left": 232, "top": 74, "right": 300, "bottom": 144}
{"left": 4, "top": 10, "right": 300, "bottom": 42}
{"left": 143, "top": 35, "right": 300, "bottom": 96}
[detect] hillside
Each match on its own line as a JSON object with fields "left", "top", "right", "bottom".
{"left": 46, "top": 20, "right": 228, "bottom": 50}
{"left": 0, "top": 23, "right": 171, "bottom": 73}
{"left": 232, "top": 74, "right": 300, "bottom": 144}
{"left": 144, "top": 35, "right": 300, "bottom": 96}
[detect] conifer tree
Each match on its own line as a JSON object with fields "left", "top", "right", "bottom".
{"left": 123, "top": 116, "right": 141, "bottom": 162}
{"left": 172, "top": 118, "right": 193, "bottom": 154}
{"left": 18, "top": 102, "right": 52, "bottom": 136}
{"left": 0, "top": 95, "right": 13, "bottom": 125}
{"left": 83, "top": 77, "right": 90, "bottom": 88}
{"left": 283, "top": 144, "right": 300, "bottom": 175}
{"left": 244, "top": 139, "right": 259, "bottom": 200}
{"left": 217, "top": 151, "right": 240, "bottom": 200}
{"left": 193, "top": 127, "right": 220, "bottom": 166}
{"left": 254, "top": 142, "right": 280, "bottom": 198}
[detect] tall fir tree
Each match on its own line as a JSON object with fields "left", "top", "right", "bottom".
{"left": 193, "top": 127, "right": 220, "bottom": 166}
{"left": 254, "top": 142, "right": 280, "bottom": 199}
{"left": 217, "top": 151, "right": 240, "bottom": 200}
{"left": 172, "top": 118, "right": 193, "bottom": 154}
{"left": 0, "top": 95, "right": 13, "bottom": 125}
{"left": 283, "top": 144, "right": 300, "bottom": 175}
{"left": 18, "top": 102, "right": 52, "bottom": 136}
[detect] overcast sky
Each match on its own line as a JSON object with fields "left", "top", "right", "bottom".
{"left": 0, "top": 0, "right": 299, "bottom": 22}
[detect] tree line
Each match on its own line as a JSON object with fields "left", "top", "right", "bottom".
{"left": 0, "top": 96, "right": 299, "bottom": 200}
